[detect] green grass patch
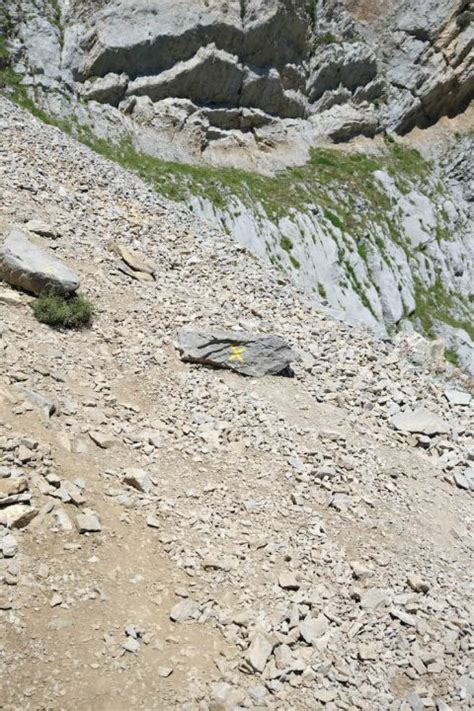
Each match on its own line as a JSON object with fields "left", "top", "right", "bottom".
{"left": 411, "top": 276, "right": 473, "bottom": 341}
{"left": 32, "top": 292, "right": 95, "bottom": 329}
{"left": 324, "top": 209, "right": 344, "bottom": 230}
{"left": 445, "top": 349, "right": 460, "bottom": 367}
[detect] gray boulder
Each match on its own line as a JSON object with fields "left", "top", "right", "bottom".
{"left": 176, "top": 329, "right": 295, "bottom": 377}
{"left": 0, "top": 227, "right": 80, "bottom": 296}
{"left": 390, "top": 408, "right": 449, "bottom": 436}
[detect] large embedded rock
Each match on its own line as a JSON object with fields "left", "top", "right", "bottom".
{"left": 80, "top": 73, "right": 129, "bottom": 106}
{"left": 176, "top": 329, "right": 295, "bottom": 377}
{"left": 0, "top": 227, "right": 80, "bottom": 296}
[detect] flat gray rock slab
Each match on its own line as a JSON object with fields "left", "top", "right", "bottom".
{"left": 390, "top": 408, "right": 449, "bottom": 435}
{"left": 0, "top": 226, "right": 80, "bottom": 296}
{"left": 444, "top": 389, "right": 471, "bottom": 406}
{"left": 176, "top": 329, "right": 295, "bottom": 377}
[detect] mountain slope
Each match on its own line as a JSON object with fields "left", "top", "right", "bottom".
{"left": 0, "top": 97, "right": 473, "bottom": 710}
{"left": 1, "top": 0, "right": 473, "bottom": 368}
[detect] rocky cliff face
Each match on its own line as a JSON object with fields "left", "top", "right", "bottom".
{"left": 5, "top": 0, "right": 473, "bottom": 157}
{"left": 1, "top": 0, "right": 473, "bottom": 370}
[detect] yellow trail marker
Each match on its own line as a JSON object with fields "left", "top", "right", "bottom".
{"left": 229, "top": 345, "right": 246, "bottom": 363}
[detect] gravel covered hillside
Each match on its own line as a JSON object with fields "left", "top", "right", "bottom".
{"left": 0, "top": 97, "right": 473, "bottom": 710}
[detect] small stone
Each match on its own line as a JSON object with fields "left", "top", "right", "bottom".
{"left": 76, "top": 513, "right": 101, "bottom": 533}
{"left": 17, "top": 387, "right": 56, "bottom": 417}
{"left": 274, "top": 644, "right": 293, "bottom": 670}
{"left": 248, "top": 685, "right": 268, "bottom": 704}
{"left": 359, "top": 588, "right": 391, "bottom": 610}
{"left": 124, "top": 468, "right": 153, "bottom": 493}
{"left": 59, "top": 480, "right": 85, "bottom": 506}
{"left": 0, "top": 595, "right": 13, "bottom": 610}
{"left": 246, "top": 632, "right": 273, "bottom": 673}
{"left": 54, "top": 507, "right": 74, "bottom": 531}
{"left": 17, "top": 445, "right": 33, "bottom": 463}
{"left": 169, "top": 599, "right": 200, "bottom": 622}
{"left": 110, "top": 243, "right": 156, "bottom": 276}
{"left": 350, "top": 560, "right": 374, "bottom": 580}
{"left": 0, "top": 477, "right": 28, "bottom": 498}
{"left": 157, "top": 666, "right": 173, "bottom": 678}
{"left": 124, "top": 624, "right": 139, "bottom": 639}
{"left": 37, "top": 563, "right": 49, "bottom": 578}
{"left": 25, "top": 219, "right": 58, "bottom": 239}
{"left": 278, "top": 572, "right": 300, "bottom": 590}
{"left": 146, "top": 514, "right": 160, "bottom": 529}
{"left": 314, "top": 688, "right": 337, "bottom": 703}
{"left": 444, "top": 389, "right": 471, "bottom": 406}
{"left": 88, "top": 431, "right": 116, "bottom": 449}
{"left": 50, "top": 593, "right": 63, "bottom": 607}
{"left": 407, "top": 575, "right": 430, "bottom": 594}
{"left": 211, "top": 682, "right": 246, "bottom": 708}
{"left": 390, "top": 607, "right": 416, "bottom": 626}
{"left": 299, "top": 614, "right": 328, "bottom": 645}
{"left": 1, "top": 533, "right": 18, "bottom": 557}
{"left": 453, "top": 468, "right": 474, "bottom": 491}
{"left": 48, "top": 618, "right": 74, "bottom": 630}
{"left": 358, "top": 643, "right": 377, "bottom": 660}
{"left": 0, "top": 504, "right": 38, "bottom": 529}
{"left": 122, "top": 637, "right": 140, "bottom": 653}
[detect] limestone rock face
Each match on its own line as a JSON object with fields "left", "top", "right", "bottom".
{"left": 7, "top": 0, "right": 473, "bottom": 138}
{"left": 0, "top": 226, "right": 80, "bottom": 296}
{"left": 176, "top": 329, "right": 295, "bottom": 377}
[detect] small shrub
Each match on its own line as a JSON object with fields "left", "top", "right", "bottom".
{"left": 32, "top": 292, "right": 94, "bottom": 329}
{"left": 280, "top": 236, "right": 293, "bottom": 252}
{"left": 313, "top": 32, "right": 337, "bottom": 48}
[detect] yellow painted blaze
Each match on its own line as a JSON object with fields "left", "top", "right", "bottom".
{"left": 229, "top": 345, "right": 246, "bottom": 363}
